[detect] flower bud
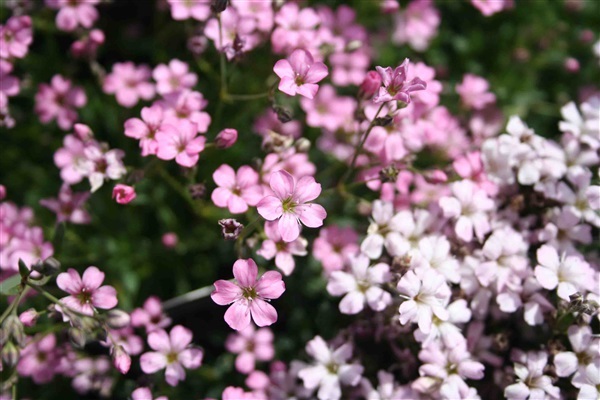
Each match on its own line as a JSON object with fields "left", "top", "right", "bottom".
{"left": 162, "top": 232, "right": 178, "bottom": 249}
{"left": 564, "top": 57, "right": 580, "bottom": 73}
{"left": 19, "top": 308, "right": 39, "bottom": 327}
{"left": 106, "top": 309, "right": 131, "bottom": 330}
{"left": 1, "top": 341, "right": 19, "bottom": 367}
{"left": 188, "top": 35, "right": 208, "bottom": 56}
{"left": 74, "top": 123, "right": 93, "bottom": 141}
{"left": 112, "top": 184, "right": 137, "bottom": 205}
{"left": 294, "top": 138, "right": 311, "bottom": 153}
{"left": 215, "top": 128, "right": 238, "bottom": 149}
{"left": 211, "top": 0, "right": 229, "bottom": 13}
{"left": 423, "top": 169, "right": 448, "bottom": 184}
{"left": 3, "top": 315, "right": 25, "bottom": 347}
{"left": 0, "top": 184, "right": 5, "bottom": 200}
{"left": 359, "top": 70, "right": 382, "bottom": 99}
{"left": 69, "top": 327, "right": 87, "bottom": 349}
{"left": 273, "top": 106, "right": 293, "bottom": 123}
{"left": 219, "top": 219, "right": 244, "bottom": 240}
{"left": 188, "top": 183, "right": 206, "bottom": 199}
{"left": 112, "top": 344, "right": 131, "bottom": 374}
{"left": 32, "top": 256, "right": 61, "bottom": 276}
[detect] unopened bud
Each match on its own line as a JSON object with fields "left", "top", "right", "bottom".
{"left": 188, "top": 35, "right": 208, "bottom": 56}
{"left": 423, "top": 169, "right": 448, "bottom": 184}
{"left": 188, "top": 183, "right": 206, "bottom": 199}
{"left": 273, "top": 106, "right": 293, "bottom": 123}
{"left": 345, "top": 40, "right": 362, "bottom": 52}
{"left": 263, "top": 131, "right": 294, "bottom": 153}
{"left": 211, "top": 0, "right": 229, "bottom": 13}
{"left": 373, "top": 115, "right": 393, "bottom": 127}
{"left": 106, "top": 310, "right": 131, "bottom": 330}
{"left": 1, "top": 341, "right": 19, "bottom": 367}
{"left": 219, "top": 219, "right": 244, "bottom": 240}
{"left": 69, "top": 327, "right": 87, "bottom": 349}
{"left": 0, "top": 184, "right": 5, "bottom": 201}
{"left": 112, "top": 345, "right": 131, "bottom": 374}
{"left": 215, "top": 128, "right": 238, "bottom": 149}
{"left": 379, "top": 164, "right": 399, "bottom": 183}
{"left": 19, "top": 308, "right": 39, "bottom": 328}
{"left": 294, "top": 138, "right": 311, "bottom": 153}
{"left": 162, "top": 232, "right": 178, "bottom": 249}
{"left": 359, "top": 70, "right": 382, "bottom": 100}
{"left": 32, "top": 257, "right": 61, "bottom": 276}
{"left": 564, "top": 57, "right": 580, "bottom": 73}
{"left": 3, "top": 315, "right": 25, "bottom": 347}
{"left": 74, "top": 123, "right": 93, "bottom": 141}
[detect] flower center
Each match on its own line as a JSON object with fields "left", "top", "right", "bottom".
{"left": 281, "top": 197, "right": 297, "bottom": 213}
{"left": 294, "top": 74, "right": 305, "bottom": 86}
{"left": 167, "top": 352, "right": 178, "bottom": 364}
{"left": 77, "top": 287, "right": 92, "bottom": 305}
{"left": 326, "top": 362, "right": 339, "bottom": 374}
{"left": 242, "top": 286, "right": 257, "bottom": 300}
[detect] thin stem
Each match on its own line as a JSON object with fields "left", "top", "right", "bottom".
{"left": 338, "top": 103, "right": 386, "bottom": 187}
{"left": 0, "top": 285, "right": 29, "bottom": 325}
{"left": 235, "top": 215, "right": 261, "bottom": 258}
{"left": 155, "top": 165, "right": 205, "bottom": 218}
{"left": 226, "top": 92, "right": 271, "bottom": 101}
{"left": 162, "top": 285, "right": 214, "bottom": 311}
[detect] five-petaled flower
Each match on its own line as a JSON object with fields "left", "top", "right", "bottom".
{"left": 56, "top": 266, "right": 118, "bottom": 316}
{"left": 211, "top": 258, "right": 285, "bottom": 331}
{"left": 373, "top": 59, "right": 427, "bottom": 104}
{"left": 273, "top": 49, "right": 329, "bottom": 99}
{"left": 257, "top": 170, "right": 327, "bottom": 242}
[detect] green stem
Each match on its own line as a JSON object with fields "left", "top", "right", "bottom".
{"left": 218, "top": 14, "right": 227, "bottom": 99}
{"left": 225, "top": 92, "right": 271, "bottom": 101}
{"left": 338, "top": 103, "right": 386, "bottom": 187}
{"left": 155, "top": 165, "right": 204, "bottom": 218}
{"left": 0, "top": 285, "right": 29, "bottom": 325}
{"left": 235, "top": 216, "right": 261, "bottom": 258}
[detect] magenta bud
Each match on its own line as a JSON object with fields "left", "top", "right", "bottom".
{"left": 215, "top": 128, "right": 238, "bottom": 149}
{"left": 19, "top": 308, "right": 39, "bottom": 327}
{"left": 74, "top": 123, "right": 93, "bottom": 141}
{"left": 564, "top": 57, "right": 580, "bottom": 73}
{"left": 0, "top": 184, "right": 5, "bottom": 200}
{"left": 423, "top": 169, "right": 448, "bottom": 184}
{"left": 359, "top": 70, "right": 382, "bottom": 99}
{"left": 112, "top": 184, "right": 137, "bottom": 205}
{"left": 106, "top": 309, "right": 131, "bottom": 329}
{"left": 112, "top": 345, "right": 131, "bottom": 374}
{"left": 162, "top": 232, "right": 178, "bottom": 248}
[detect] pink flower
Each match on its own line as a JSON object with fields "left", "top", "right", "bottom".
{"left": 257, "top": 170, "right": 327, "bottom": 243}
{"left": 103, "top": 62, "right": 155, "bottom": 108}
{"left": 71, "top": 29, "right": 104, "bottom": 58}
{"left": 215, "top": 128, "right": 238, "bottom": 149}
{"left": 46, "top": 0, "right": 100, "bottom": 32}
{"left": 155, "top": 120, "right": 206, "bottom": 168}
{"left": 211, "top": 164, "right": 263, "bottom": 214}
{"left": 504, "top": 350, "right": 560, "bottom": 400}
{"left": 35, "top": 75, "right": 87, "bottom": 131}
{"left": 153, "top": 59, "right": 198, "bottom": 95}
{"left": 271, "top": 3, "right": 321, "bottom": 54}
{"left": 373, "top": 59, "right": 427, "bottom": 104}
{"left": 167, "top": 0, "right": 211, "bottom": 21}
{"left": 158, "top": 90, "right": 211, "bottom": 133}
{"left": 124, "top": 104, "right": 167, "bottom": 156}
{"left": 273, "top": 49, "right": 329, "bottom": 99}
{"left": 456, "top": 74, "right": 496, "bottom": 110}
{"left": 139, "top": 325, "right": 203, "bottom": 386}
{"left": 39, "top": 183, "right": 91, "bottom": 224}
{"left": 112, "top": 184, "right": 137, "bottom": 205}
{"left": 17, "top": 334, "right": 59, "bottom": 384}
{"left": 130, "top": 296, "right": 172, "bottom": 333}
{"left": 256, "top": 221, "right": 308, "bottom": 276}
{"left": 471, "top": 0, "right": 512, "bottom": 16}
{"left": 0, "top": 60, "right": 20, "bottom": 110}
{"left": 225, "top": 325, "right": 275, "bottom": 374}
{"left": 204, "top": 8, "right": 260, "bottom": 60}
{"left": 392, "top": 0, "right": 440, "bottom": 51}
{"left": 56, "top": 266, "right": 118, "bottom": 316}
{"left": 0, "top": 15, "right": 33, "bottom": 59}
{"left": 313, "top": 225, "right": 359, "bottom": 274}
{"left": 131, "top": 387, "right": 168, "bottom": 400}
{"left": 211, "top": 258, "right": 285, "bottom": 331}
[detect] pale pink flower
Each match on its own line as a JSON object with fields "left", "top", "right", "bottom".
{"left": 225, "top": 325, "right": 275, "bottom": 374}
{"left": 112, "top": 184, "right": 136, "bottom": 205}
{"left": 130, "top": 296, "right": 172, "bottom": 333}
{"left": 273, "top": 49, "right": 329, "bottom": 99}
{"left": 103, "top": 62, "right": 155, "bottom": 108}
{"left": 131, "top": 387, "right": 168, "bottom": 400}
{"left": 298, "top": 336, "right": 364, "bottom": 400}
{"left": 256, "top": 221, "right": 307, "bottom": 276}
{"left": 439, "top": 179, "right": 494, "bottom": 242}
{"left": 81, "top": 145, "right": 126, "bottom": 192}
{"left": 17, "top": 334, "right": 59, "bottom": 384}
{"left": 504, "top": 350, "right": 560, "bottom": 400}
{"left": 327, "top": 254, "right": 391, "bottom": 314}
{"left": 471, "top": 0, "right": 512, "bottom": 16}
{"left": 373, "top": 59, "right": 427, "bottom": 104}
{"left": 456, "top": 74, "right": 496, "bottom": 110}
{"left": 204, "top": 7, "right": 260, "bottom": 60}
{"left": 312, "top": 225, "right": 359, "bottom": 274}
{"left": 153, "top": 59, "right": 198, "bottom": 95}
{"left": 56, "top": 266, "right": 118, "bottom": 316}
{"left": 222, "top": 387, "right": 259, "bottom": 400}
{"left": 35, "top": 75, "right": 87, "bottom": 131}
{"left": 46, "top": 0, "right": 100, "bottom": 32}
{"left": 392, "top": 0, "right": 440, "bottom": 51}
{"left": 397, "top": 269, "right": 450, "bottom": 334}
{"left": 0, "top": 60, "right": 19, "bottom": 110}
{"left": 577, "top": 360, "right": 600, "bottom": 400}
{"left": 0, "top": 15, "right": 33, "bottom": 59}
{"left": 124, "top": 104, "right": 167, "bottom": 156}
{"left": 39, "top": 183, "right": 91, "bottom": 224}
{"left": 271, "top": 3, "right": 321, "bottom": 54}
{"left": 155, "top": 120, "right": 206, "bottom": 168}
{"left": 139, "top": 325, "right": 203, "bottom": 386}
{"left": 554, "top": 325, "right": 599, "bottom": 379}
{"left": 54, "top": 134, "right": 89, "bottom": 184}
{"left": 211, "top": 164, "right": 263, "bottom": 214}
{"left": 159, "top": 90, "right": 211, "bottom": 133}
{"left": 256, "top": 170, "right": 327, "bottom": 242}
{"left": 167, "top": 0, "right": 211, "bottom": 21}
{"left": 534, "top": 245, "right": 595, "bottom": 300}
{"left": 70, "top": 29, "right": 104, "bottom": 58}
{"left": 211, "top": 258, "right": 285, "bottom": 331}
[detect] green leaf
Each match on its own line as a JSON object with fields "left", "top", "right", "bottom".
{"left": 0, "top": 274, "right": 22, "bottom": 296}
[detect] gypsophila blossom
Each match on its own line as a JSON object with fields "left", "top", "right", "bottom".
{"left": 39, "top": 183, "right": 91, "bottom": 224}
{"left": 56, "top": 266, "right": 118, "bottom": 317}
{"left": 211, "top": 258, "right": 285, "bottom": 331}
{"left": 153, "top": 59, "right": 198, "bottom": 95}
{"left": 103, "top": 62, "right": 155, "bottom": 108}
{"left": 0, "top": 15, "right": 33, "bottom": 59}
{"left": 130, "top": 296, "right": 172, "bottom": 333}
{"left": 256, "top": 221, "right": 307, "bottom": 276}
{"left": 131, "top": 387, "right": 168, "bottom": 400}
{"left": 112, "top": 184, "right": 137, "bottom": 205}
{"left": 155, "top": 120, "right": 206, "bottom": 168}
{"left": 46, "top": 0, "right": 100, "bottom": 32}
{"left": 504, "top": 350, "right": 560, "bottom": 400}
{"left": 273, "top": 49, "right": 329, "bottom": 99}
{"left": 225, "top": 325, "right": 275, "bottom": 374}
{"left": 373, "top": 59, "right": 427, "bottom": 104}
{"left": 35, "top": 75, "right": 87, "bottom": 131}
{"left": 211, "top": 164, "right": 263, "bottom": 214}
{"left": 139, "top": 325, "right": 203, "bottom": 386}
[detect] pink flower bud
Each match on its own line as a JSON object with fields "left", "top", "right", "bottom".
{"left": 19, "top": 308, "right": 39, "bottom": 327}
{"left": 580, "top": 29, "right": 594, "bottom": 43}
{"left": 112, "top": 345, "right": 131, "bottom": 374}
{"left": 564, "top": 57, "right": 580, "bottom": 73}
{"left": 162, "top": 232, "right": 178, "bottom": 248}
{"left": 423, "top": 169, "right": 448, "bottom": 184}
{"left": 74, "top": 123, "right": 93, "bottom": 141}
{"left": 381, "top": 0, "right": 400, "bottom": 13}
{"left": 0, "top": 184, "right": 5, "bottom": 200}
{"left": 359, "top": 70, "right": 382, "bottom": 99}
{"left": 215, "top": 128, "right": 238, "bottom": 149}
{"left": 112, "top": 184, "right": 137, "bottom": 204}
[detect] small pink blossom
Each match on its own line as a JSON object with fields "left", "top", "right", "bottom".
{"left": 167, "top": 0, "right": 211, "bottom": 21}
{"left": 162, "top": 232, "right": 178, "bottom": 248}
{"left": 273, "top": 49, "right": 329, "bottom": 99}
{"left": 373, "top": 59, "right": 427, "bottom": 104}
{"left": 139, "top": 325, "right": 203, "bottom": 386}
{"left": 112, "top": 184, "right": 137, "bottom": 205}
{"left": 39, "top": 183, "right": 91, "bottom": 224}
{"left": 211, "top": 164, "right": 263, "bottom": 214}
{"left": 392, "top": 0, "right": 440, "bottom": 51}
{"left": 256, "top": 221, "right": 308, "bottom": 276}
{"left": 215, "top": 128, "right": 238, "bottom": 149}
{"left": 159, "top": 90, "right": 211, "bottom": 133}
{"left": 132, "top": 387, "right": 168, "bottom": 400}
{"left": 103, "top": 62, "right": 155, "bottom": 108}
{"left": 225, "top": 325, "right": 275, "bottom": 374}
{"left": 155, "top": 120, "right": 206, "bottom": 168}
{"left": 46, "top": 0, "right": 100, "bottom": 32}
{"left": 70, "top": 29, "right": 104, "bottom": 58}
{"left": 130, "top": 296, "right": 172, "bottom": 333}
{"left": 19, "top": 308, "right": 39, "bottom": 327}
{"left": 471, "top": 0, "right": 512, "bottom": 16}
{"left": 124, "top": 104, "right": 167, "bottom": 156}
{"left": 35, "top": 75, "right": 87, "bottom": 131}
{"left": 153, "top": 59, "right": 198, "bottom": 95}
{"left": 257, "top": 170, "right": 327, "bottom": 243}
{"left": 56, "top": 266, "right": 118, "bottom": 316}
{"left": 313, "top": 225, "right": 359, "bottom": 274}
{"left": 17, "top": 334, "right": 59, "bottom": 384}
{"left": 456, "top": 74, "right": 496, "bottom": 110}
{"left": 211, "top": 258, "right": 285, "bottom": 331}
{"left": 0, "top": 15, "right": 33, "bottom": 59}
